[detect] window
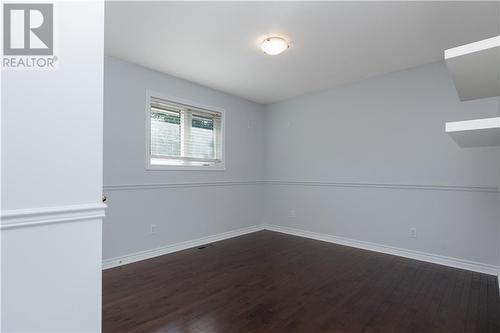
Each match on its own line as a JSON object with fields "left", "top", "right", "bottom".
{"left": 147, "top": 93, "right": 225, "bottom": 170}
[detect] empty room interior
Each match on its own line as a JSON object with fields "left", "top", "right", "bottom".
{"left": 2, "top": 1, "right": 500, "bottom": 332}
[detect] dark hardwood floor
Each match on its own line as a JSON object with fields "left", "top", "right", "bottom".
{"left": 103, "top": 231, "right": 500, "bottom": 333}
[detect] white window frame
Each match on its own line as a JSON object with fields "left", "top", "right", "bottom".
{"left": 145, "top": 90, "right": 226, "bottom": 171}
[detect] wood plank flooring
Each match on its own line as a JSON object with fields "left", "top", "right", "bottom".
{"left": 103, "top": 231, "right": 500, "bottom": 333}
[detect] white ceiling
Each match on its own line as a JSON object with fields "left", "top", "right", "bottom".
{"left": 105, "top": 1, "right": 500, "bottom": 104}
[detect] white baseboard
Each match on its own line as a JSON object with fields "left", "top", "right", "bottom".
{"left": 102, "top": 223, "right": 500, "bottom": 280}
{"left": 498, "top": 271, "right": 500, "bottom": 293}
{"left": 264, "top": 224, "right": 500, "bottom": 276}
{"left": 102, "top": 224, "right": 264, "bottom": 270}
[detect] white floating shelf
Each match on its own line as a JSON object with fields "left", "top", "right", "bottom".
{"left": 445, "top": 36, "right": 500, "bottom": 101}
{"left": 446, "top": 117, "right": 500, "bottom": 147}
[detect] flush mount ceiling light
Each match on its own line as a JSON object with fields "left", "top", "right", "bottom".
{"left": 261, "top": 37, "right": 290, "bottom": 55}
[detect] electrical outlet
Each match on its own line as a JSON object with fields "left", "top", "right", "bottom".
{"left": 150, "top": 224, "right": 157, "bottom": 235}
{"left": 410, "top": 227, "right": 417, "bottom": 238}
{"left": 289, "top": 209, "right": 296, "bottom": 218}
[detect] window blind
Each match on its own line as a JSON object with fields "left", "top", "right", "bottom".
{"left": 149, "top": 97, "right": 223, "bottom": 167}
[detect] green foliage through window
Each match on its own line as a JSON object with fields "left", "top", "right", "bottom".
{"left": 192, "top": 116, "right": 213, "bottom": 130}
{"left": 151, "top": 112, "right": 180, "bottom": 124}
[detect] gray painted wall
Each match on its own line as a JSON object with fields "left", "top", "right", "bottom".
{"left": 104, "top": 58, "right": 499, "bottom": 268}
{"left": 103, "top": 57, "right": 266, "bottom": 260}
{"left": 263, "top": 61, "right": 500, "bottom": 266}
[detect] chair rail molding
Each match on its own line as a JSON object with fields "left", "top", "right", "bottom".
{"left": 103, "top": 180, "right": 264, "bottom": 191}
{"left": 0, "top": 203, "right": 107, "bottom": 230}
{"left": 103, "top": 180, "right": 497, "bottom": 193}
{"left": 265, "top": 180, "right": 499, "bottom": 193}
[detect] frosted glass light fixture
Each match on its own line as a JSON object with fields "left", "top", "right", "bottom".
{"left": 261, "top": 37, "right": 289, "bottom": 55}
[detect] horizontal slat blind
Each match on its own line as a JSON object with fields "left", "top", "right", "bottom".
{"left": 149, "top": 96, "right": 223, "bottom": 166}
{"left": 150, "top": 108, "right": 181, "bottom": 157}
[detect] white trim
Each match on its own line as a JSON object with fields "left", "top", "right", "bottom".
{"left": 102, "top": 180, "right": 497, "bottom": 193}
{"left": 263, "top": 224, "right": 500, "bottom": 276}
{"left": 445, "top": 117, "right": 500, "bottom": 133}
{"left": 445, "top": 35, "right": 500, "bottom": 59}
{"left": 145, "top": 90, "right": 226, "bottom": 171}
{"left": 103, "top": 181, "right": 264, "bottom": 191}
{"left": 102, "top": 223, "right": 500, "bottom": 277}
{"left": 0, "top": 203, "right": 106, "bottom": 230}
{"left": 445, "top": 117, "right": 500, "bottom": 148}
{"left": 146, "top": 163, "right": 226, "bottom": 171}
{"left": 102, "top": 224, "right": 264, "bottom": 270}
{"left": 265, "top": 180, "right": 498, "bottom": 193}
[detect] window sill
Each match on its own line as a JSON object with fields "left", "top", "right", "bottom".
{"left": 146, "top": 162, "right": 226, "bottom": 171}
